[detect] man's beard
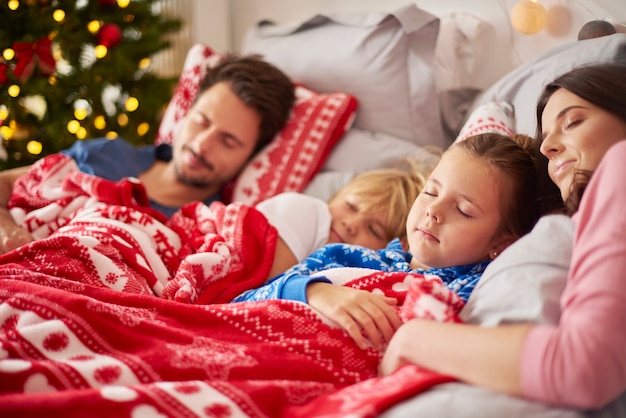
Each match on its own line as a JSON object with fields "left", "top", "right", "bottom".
{"left": 174, "top": 146, "right": 216, "bottom": 188}
{"left": 174, "top": 161, "right": 215, "bottom": 189}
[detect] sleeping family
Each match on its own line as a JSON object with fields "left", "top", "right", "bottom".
{"left": 0, "top": 51, "right": 625, "bottom": 414}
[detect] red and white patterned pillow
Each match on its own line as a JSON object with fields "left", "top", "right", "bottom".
{"left": 155, "top": 43, "right": 358, "bottom": 206}
{"left": 454, "top": 101, "right": 516, "bottom": 143}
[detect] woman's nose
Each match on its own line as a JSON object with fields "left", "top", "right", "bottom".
{"left": 539, "top": 133, "right": 562, "bottom": 158}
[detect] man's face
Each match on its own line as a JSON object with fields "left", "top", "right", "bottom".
{"left": 172, "top": 81, "right": 261, "bottom": 188}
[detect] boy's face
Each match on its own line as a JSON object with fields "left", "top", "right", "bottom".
{"left": 171, "top": 81, "right": 261, "bottom": 189}
{"left": 405, "top": 147, "right": 504, "bottom": 268}
{"left": 327, "top": 193, "right": 390, "bottom": 250}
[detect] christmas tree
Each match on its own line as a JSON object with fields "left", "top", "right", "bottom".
{"left": 0, "top": 0, "right": 181, "bottom": 170}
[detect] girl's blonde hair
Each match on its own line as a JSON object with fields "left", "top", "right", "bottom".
{"left": 329, "top": 158, "right": 430, "bottom": 245}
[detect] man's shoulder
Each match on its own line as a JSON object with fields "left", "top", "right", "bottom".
{"left": 65, "top": 137, "right": 143, "bottom": 153}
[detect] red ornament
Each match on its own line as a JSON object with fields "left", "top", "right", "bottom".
{"left": 99, "top": 0, "right": 117, "bottom": 6}
{"left": 0, "top": 62, "right": 8, "bottom": 85}
{"left": 98, "top": 23, "right": 122, "bottom": 49}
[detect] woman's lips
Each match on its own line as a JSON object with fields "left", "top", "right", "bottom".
{"left": 553, "top": 159, "right": 575, "bottom": 181}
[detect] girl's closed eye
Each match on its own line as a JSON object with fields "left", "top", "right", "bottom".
{"left": 421, "top": 188, "right": 437, "bottom": 197}
{"left": 456, "top": 206, "right": 472, "bottom": 218}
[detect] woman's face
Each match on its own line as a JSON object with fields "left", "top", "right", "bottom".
{"left": 540, "top": 88, "right": 626, "bottom": 200}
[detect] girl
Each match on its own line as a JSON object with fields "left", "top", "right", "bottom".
{"left": 235, "top": 132, "right": 540, "bottom": 350}
{"left": 379, "top": 63, "right": 626, "bottom": 411}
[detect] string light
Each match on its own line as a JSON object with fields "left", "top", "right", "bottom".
{"left": 137, "top": 122, "right": 150, "bottom": 136}
{"left": 2, "top": 48, "right": 15, "bottom": 61}
{"left": 52, "top": 9, "right": 66, "bottom": 23}
{"left": 8, "top": 85, "right": 20, "bottom": 98}
{"left": 510, "top": 0, "right": 547, "bottom": 35}
{"left": 95, "top": 45, "right": 108, "bottom": 58}
{"left": 138, "top": 58, "right": 151, "bottom": 69}
{"left": 94, "top": 115, "right": 107, "bottom": 130}
{"left": 67, "top": 120, "right": 81, "bottom": 134}
{"left": 76, "top": 127, "right": 87, "bottom": 139}
{"left": 124, "top": 97, "right": 139, "bottom": 112}
{"left": 87, "top": 20, "right": 101, "bottom": 34}
{"left": 7, "top": 0, "right": 19, "bottom": 11}
{"left": 117, "top": 113, "right": 129, "bottom": 126}
{"left": 26, "top": 140, "right": 43, "bottom": 155}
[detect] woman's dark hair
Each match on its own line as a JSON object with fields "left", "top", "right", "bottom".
{"left": 197, "top": 54, "right": 296, "bottom": 156}
{"left": 453, "top": 132, "right": 539, "bottom": 238}
{"left": 535, "top": 63, "right": 626, "bottom": 214}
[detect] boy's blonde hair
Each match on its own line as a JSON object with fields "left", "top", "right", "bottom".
{"left": 329, "top": 158, "right": 430, "bottom": 245}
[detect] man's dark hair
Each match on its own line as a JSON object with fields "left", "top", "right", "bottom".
{"left": 197, "top": 54, "right": 296, "bottom": 155}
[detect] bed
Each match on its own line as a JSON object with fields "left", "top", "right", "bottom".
{"left": 2, "top": 1, "right": 626, "bottom": 417}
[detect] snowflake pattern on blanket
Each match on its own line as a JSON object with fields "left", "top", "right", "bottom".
{"left": 0, "top": 154, "right": 467, "bottom": 417}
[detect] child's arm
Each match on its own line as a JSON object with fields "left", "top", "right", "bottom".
{"left": 0, "top": 165, "right": 34, "bottom": 254}
{"left": 266, "top": 237, "right": 298, "bottom": 280}
{"left": 307, "top": 281, "right": 401, "bottom": 350}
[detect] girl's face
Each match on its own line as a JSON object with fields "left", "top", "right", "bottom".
{"left": 327, "top": 193, "right": 390, "bottom": 250}
{"left": 540, "top": 88, "right": 626, "bottom": 200}
{"left": 405, "top": 147, "right": 506, "bottom": 269}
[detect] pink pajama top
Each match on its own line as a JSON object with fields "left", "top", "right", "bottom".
{"left": 521, "top": 140, "right": 626, "bottom": 409}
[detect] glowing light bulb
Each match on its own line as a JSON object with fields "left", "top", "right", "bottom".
{"left": 67, "top": 120, "right": 81, "bottom": 134}
{"left": 94, "top": 115, "right": 106, "bottom": 130}
{"left": 117, "top": 0, "right": 130, "bottom": 8}
{"left": 125, "top": 97, "right": 139, "bottom": 112}
{"left": 137, "top": 122, "right": 150, "bottom": 136}
{"left": 117, "top": 113, "right": 129, "bottom": 126}
{"left": 88, "top": 20, "right": 101, "bottom": 34}
{"left": 8, "top": 0, "right": 19, "bottom": 11}
{"left": 510, "top": 0, "right": 547, "bottom": 35}
{"left": 53, "top": 9, "right": 66, "bottom": 23}
{"left": 3, "top": 48, "right": 15, "bottom": 61}
{"left": 138, "top": 58, "right": 151, "bottom": 69}
{"left": 8, "top": 85, "right": 20, "bottom": 98}
{"left": 76, "top": 127, "right": 87, "bottom": 139}
{"left": 95, "top": 45, "right": 108, "bottom": 58}
{"left": 26, "top": 140, "right": 43, "bottom": 155}
{"left": 0, "top": 106, "right": 8, "bottom": 121}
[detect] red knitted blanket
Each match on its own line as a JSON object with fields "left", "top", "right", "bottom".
{"left": 0, "top": 154, "right": 460, "bottom": 417}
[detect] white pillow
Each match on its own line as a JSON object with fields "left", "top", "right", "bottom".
{"left": 241, "top": 4, "right": 448, "bottom": 149}
{"left": 469, "top": 33, "right": 626, "bottom": 136}
{"left": 460, "top": 214, "right": 574, "bottom": 326}
{"left": 323, "top": 127, "right": 440, "bottom": 175}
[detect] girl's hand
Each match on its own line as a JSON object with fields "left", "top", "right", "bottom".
{"left": 307, "top": 282, "right": 402, "bottom": 350}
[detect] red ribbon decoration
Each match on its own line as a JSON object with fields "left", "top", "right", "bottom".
{"left": 12, "top": 37, "right": 57, "bottom": 82}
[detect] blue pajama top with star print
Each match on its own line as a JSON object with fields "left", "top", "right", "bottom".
{"left": 232, "top": 238, "right": 491, "bottom": 304}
